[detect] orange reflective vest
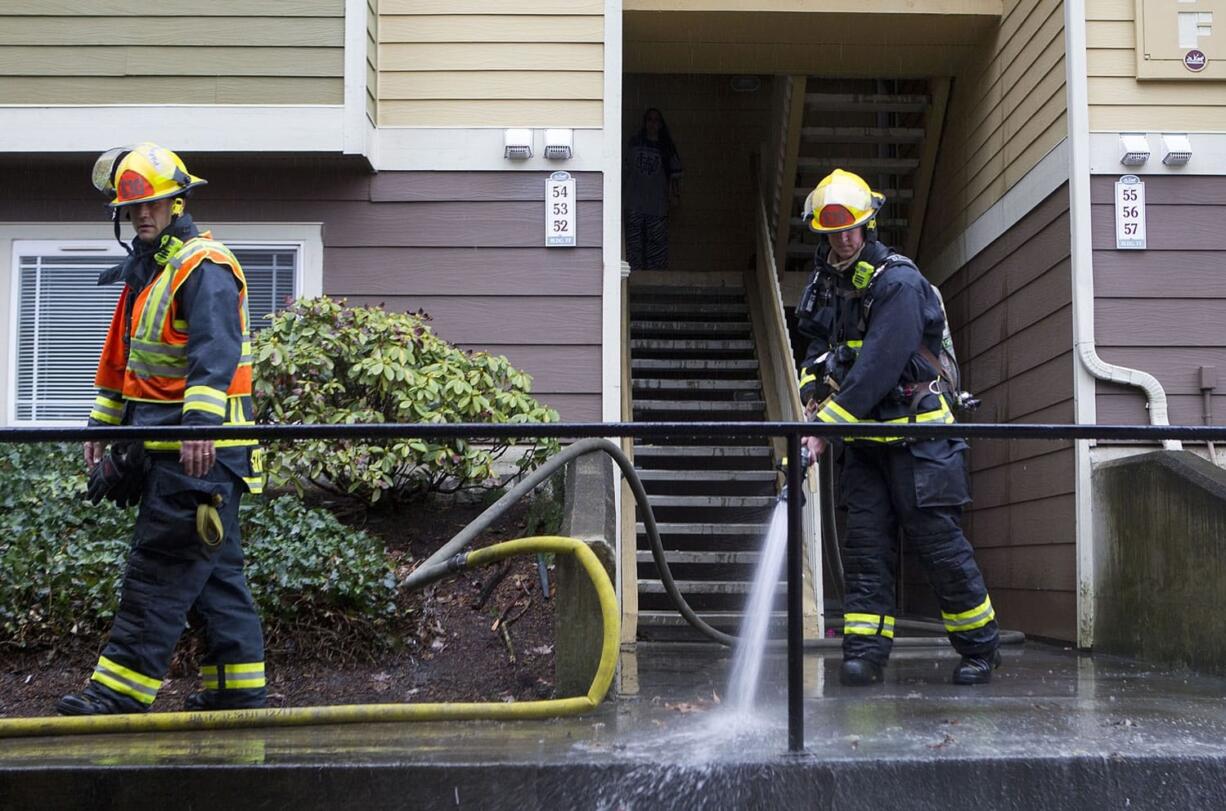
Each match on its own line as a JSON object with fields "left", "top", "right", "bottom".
{"left": 95, "top": 234, "right": 252, "bottom": 405}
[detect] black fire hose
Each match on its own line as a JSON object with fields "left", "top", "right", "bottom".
{"left": 405, "top": 439, "right": 1024, "bottom": 649}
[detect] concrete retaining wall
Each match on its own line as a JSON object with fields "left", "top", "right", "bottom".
{"left": 555, "top": 451, "right": 617, "bottom": 697}
{"left": 1094, "top": 451, "right": 1226, "bottom": 673}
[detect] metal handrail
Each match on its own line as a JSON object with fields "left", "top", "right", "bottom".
{"left": 5, "top": 420, "right": 1225, "bottom": 754}
{"left": 6, "top": 421, "right": 1226, "bottom": 443}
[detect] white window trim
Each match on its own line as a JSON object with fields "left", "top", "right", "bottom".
{"left": 1, "top": 222, "right": 323, "bottom": 427}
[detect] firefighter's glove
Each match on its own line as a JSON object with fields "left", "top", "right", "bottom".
{"left": 799, "top": 353, "right": 825, "bottom": 407}
{"left": 196, "top": 494, "right": 225, "bottom": 549}
{"left": 86, "top": 442, "right": 146, "bottom": 508}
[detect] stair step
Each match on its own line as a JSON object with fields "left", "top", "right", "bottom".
{"left": 636, "top": 522, "right": 771, "bottom": 536}
{"left": 630, "top": 320, "right": 751, "bottom": 334}
{"left": 794, "top": 186, "right": 913, "bottom": 200}
{"left": 631, "top": 359, "right": 759, "bottom": 372}
{"left": 631, "top": 339, "right": 755, "bottom": 352}
{"left": 800, "top": 126, "right": 925, "bottom": 145}
{"left": 796, "top": 156, "right": 921, "bottom": 173}
{"left": 640, "top": 580, "right": 780, "bottom": 595}
{"left": 636, "top": 550, "right": 761, "bottom": 564}
{"left": 633, "top": 400, "right": 765, "bottom": 412}
{"left": 630, "top": 301, "right": 748, "bottom": 316}
{"left": 804, "top": 92, "right": 929, "bottom": 113}
{"left": 630, "top": 286, "right": 745, "bottom": 299}
{"left": 635, "top": 445, "right": 772, "bottom": 458}
{"left": 634, "top": 378, "right": 761, "bottom": 392}
{"left": 636, "top": 470, "right": 776, "bottom": 483}
{"left": 637, "top": 610, "right": 786, "bottom": 628}
{"left": 647, "top": 495, "right": 778, "bottom": 508}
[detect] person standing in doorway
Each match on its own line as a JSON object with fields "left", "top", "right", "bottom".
{"left": 624, "top": 108, "right": 683, "bottom": 271}
{"left": 58, "top": 142, "right": 267, "bottom": 715}
{"left": 795, "top": 169, "right": 1000, "bottom": 687}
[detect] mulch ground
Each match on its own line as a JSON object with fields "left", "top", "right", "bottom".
{"left": 0, "top": 497, "right": 556, "bottom": 718}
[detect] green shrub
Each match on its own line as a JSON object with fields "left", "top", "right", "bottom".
{"left": 0, "top": 443, "right": 400, "bottom": 655}
{"left": 251, "top": 296, "right": 560, "bottom": 508}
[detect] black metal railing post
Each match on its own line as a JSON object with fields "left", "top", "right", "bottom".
{"left": 786, "top": 431, "right": 805, "bottom": 753}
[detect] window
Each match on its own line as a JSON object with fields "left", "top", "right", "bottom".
{"left": 11, "top": 240, "right": 300, "bottom": 424}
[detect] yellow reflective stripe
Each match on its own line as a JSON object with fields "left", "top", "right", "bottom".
{"left": 98, "top": 655, "right": 160, "bottom": 689}
{"left": 244, "top": 477, "right": 265, "bottom": 495}
{"left": 183, "top": 401, "right": 226, "bottom": 417}
{"left": 201, "top": 662, "right": 266, "bottom": 690}
{"left": 846, "top": 340, "right": 863, "bottom": 349}
{"left": 143, "top": 439, "right": 259, "bottom": 451}
{"left": 839, "top": 396, "right": 955, "bottom": 444}
{"left": 90, "top": 395, "right": 124, "bottom": 424}
{"left": 942, "top": 596, "right": 995, "bottom": 632}
{"left": 91, "top": 656, "right": 161, "bottom": 704}
{"left": 843, "top": 613, "right": 895, "bottom": 638}
{"left": 172, "top": 319, "right": 188, "bottom": 330}
{"left": 184, "top": 385, "right": 228, "bottom": 417}
{"left": 799, "top": 369, "right": 817, "bottom": 386}
{"left": 816, "top": 400, "right": 858, "bottom": 425}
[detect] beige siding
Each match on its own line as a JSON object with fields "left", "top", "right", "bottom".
{"left": 0, "top": 5, "right": 344, "bottom": 105}
{"left": 1087, "top": 0, "right": 1226, "bottom": 130}
{"left": 377, "top": 3, "right": 604, "bottom": 127}
{"left": 921, "top": 0, "right": 1068, "bottom": 262}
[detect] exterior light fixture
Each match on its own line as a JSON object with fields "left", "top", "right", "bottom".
{"left": 1161, "top": 133, "right": 1192, "bottom": 166}
{"left": 543, "top": 129, "right": 574, "bottom": 160}
{"left": 504, "top": 128, "right": 533, "bottom": 160}
{"left": 1119, "top": 133, "right": 1151, "bottom": 166}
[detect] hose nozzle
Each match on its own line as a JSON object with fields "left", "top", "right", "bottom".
{"left": 778, "top": 446, "right": 812, "bottom": 504}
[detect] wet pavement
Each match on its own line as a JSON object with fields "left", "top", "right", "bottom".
{"left": 4, "top": 641, "right": 1226, "bottom": 809}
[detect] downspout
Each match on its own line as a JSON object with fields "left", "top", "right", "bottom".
{"left": 1065, "top": 0, "right": 1181, "bottom": 452}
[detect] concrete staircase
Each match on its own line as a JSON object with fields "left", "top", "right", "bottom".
{"left": 780, "top": 79, "right": 945, "bottom": 278}
{"left": 629, "top": 279, "right": 785, "bottom": 640}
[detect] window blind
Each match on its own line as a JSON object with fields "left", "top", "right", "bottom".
{"left": 14, "top": 246, "right": 297, "bottom": 424}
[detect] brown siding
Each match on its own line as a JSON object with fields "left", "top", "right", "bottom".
{"left": 0, "top": 157, "right": 602, "bottom": 421}
{"left": 1090, "top": 175, "right": 1226, "bottom": 431}
{"left": 920, "top": 0, "right": 1067, "bottom": 263}
{"left": 622, "top": 74, "right": 774, "bottom": 273}
{"left": 905, "top": 184, "right": 1077, "bottom": 642}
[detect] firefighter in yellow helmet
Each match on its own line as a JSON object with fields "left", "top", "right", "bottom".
{"left": 795, "top": 169, "right": 1000, "bottom": 687}
{"left": 58, "top": 143, "right": 267, "bottom": 715}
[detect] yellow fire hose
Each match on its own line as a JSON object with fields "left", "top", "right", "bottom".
{"left": 0, "top": 536, "right": 618, "bottom": 739}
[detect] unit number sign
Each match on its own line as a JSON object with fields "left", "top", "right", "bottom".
{"left": 1115, "top": 175, "right": 1146, "bottom": 250}
{"left": 546, "top": 171, "right": 576, "bottom": 248}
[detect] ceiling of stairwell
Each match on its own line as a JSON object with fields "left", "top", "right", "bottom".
{"left": 623, "top": 4, "right": 1001, "bottom": 76}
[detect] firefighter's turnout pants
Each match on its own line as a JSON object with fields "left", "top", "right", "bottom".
{"left": 90, "top": 457, "right": 265, "bottom": 710}
{"left": 840, "top": 438, "right": 999, "bottom": 664}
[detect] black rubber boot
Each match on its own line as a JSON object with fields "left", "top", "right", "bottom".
{"left": 839, "top": 658, "right": 885, "bottom": 686}
{"left": 56, "top": 682, "right": 147, "bottom": 716}
{"left": 952, "top": 650, "right": 1002, "bottom": 685}
{"left": 185, "top": 688, "right": 267, "bottom": 712}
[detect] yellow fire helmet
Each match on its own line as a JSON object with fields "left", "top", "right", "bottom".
{"left": 91, "top": 142, "right": 207, "bottom": 208}
{"left": 802, "top": 168, "right": 886, "bottom": 234}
